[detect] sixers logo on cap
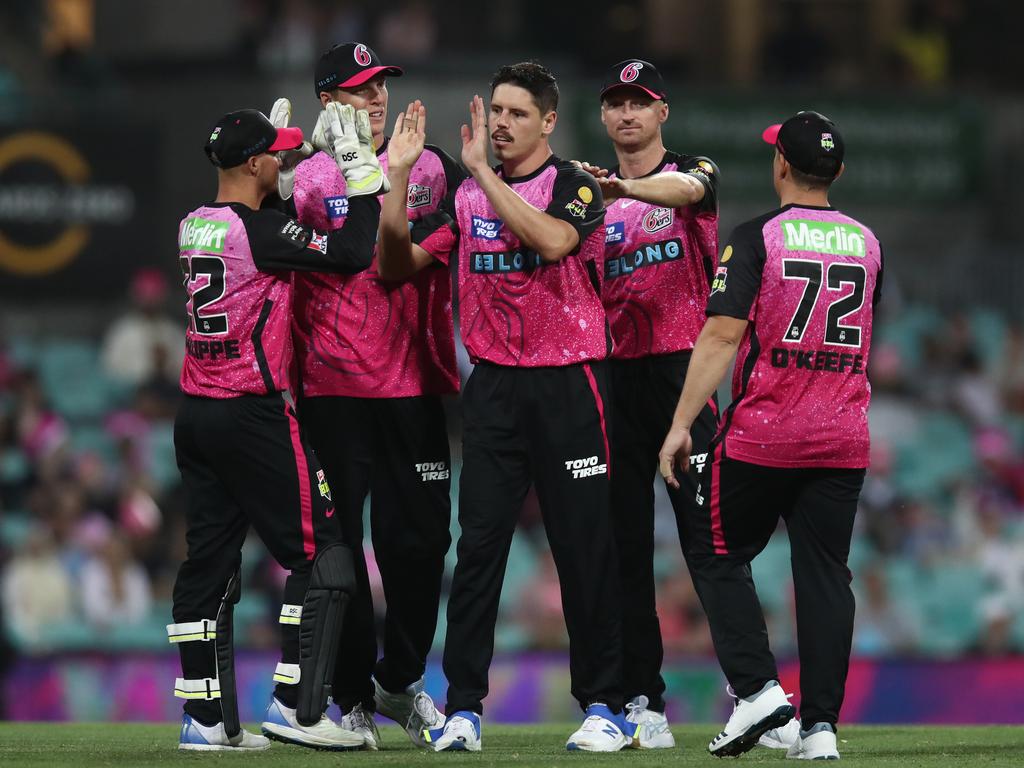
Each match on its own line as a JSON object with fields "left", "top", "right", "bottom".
{"left": 620, "top": 61, "right": 644, "bottom": 83}
{"left": 353, "top": 44, "right": 372, "bottom": 66}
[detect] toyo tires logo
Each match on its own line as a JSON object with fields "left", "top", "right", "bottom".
{"left": 620, "top": 61, "right": 643, "bottom": 82}
{"left": 354, "top": 44, "right": 371, "bottom": 66}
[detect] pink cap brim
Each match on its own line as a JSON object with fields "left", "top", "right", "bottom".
{"left": 762, "top": 124, "right": 782, "bottom": 145}
{"left": 600, "top": 83, "right": 665, "bottom": 101}
{"left": 270, "top": 126, "right": 304, "bottom": 152}
{"left": 339, "top": 65, "right": 404, "bottom": 88}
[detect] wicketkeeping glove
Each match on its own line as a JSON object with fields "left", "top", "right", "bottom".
{"left": 268, "top": 97, "right": 312, "bottom": 200}
{"left": 323, "top": 102, "right": 390, "bottom": 197}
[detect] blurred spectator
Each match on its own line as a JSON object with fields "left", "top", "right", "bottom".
{"left": 514, "top": 550, "right": 567, "bottom": 649}
{"left": 657, "top": 569, "right": 713, "bottom": 654}
{"left": 888, "top": 0, "right": 954, "bottom": 86}
{"left": 853, "top": 563, "right": 920, "bottom": 655}
{"left": 79, "top": 531, "right": 152, "bottom": 629}
{"left": 100, "top": 269, "right": 183, "bottom": 389}
{"left": 761, "top": 2, "right": 829, "bottom": 85}
{"left": 1, "top": 526, "right": 73, "bottom": 644}
{"left": 376, "top": 1, "right": 438, "bottom": 62}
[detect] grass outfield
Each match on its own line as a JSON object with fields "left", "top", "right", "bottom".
{"left": 0, "top": 723, "right": 1022, "bottom": 767}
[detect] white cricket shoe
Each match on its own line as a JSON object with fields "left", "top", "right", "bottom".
{"left": 709, "top": 681, "right": 796, "bottom": 757}
{"left": 341, "top": 703, "right": 380, "bottom": 750}
{"left": 787, "top": 722, "right": 840, "bottom": 760}
{"left": 374, "top": 676, "right": 444, "bottom": 747}
{"left": 260, "top": 697, "right": 365, "bottom": 750}
{"left": 624, "top": 695, "right": 676, "bottom": 749}
{"left": 178, "top": 714, "right": 270, "bottom": 751}
{"left": 423, "top": 710, "right": 482, "bottom": 752}
{"left": 565, "top": 703, "right": 630, "bottom": 752}
{"left": 760, "top": 715, "right": 802, "bottom": 749}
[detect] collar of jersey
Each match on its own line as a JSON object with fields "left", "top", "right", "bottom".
{"left": 499, "top": 155, "right": 558, "bottom": 184}
{"left": 611, "top": 150, "right": 676, "bottom": 181}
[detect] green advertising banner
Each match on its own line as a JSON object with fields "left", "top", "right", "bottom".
{"left": 575, "top": 92, "right": 985, "bottom": 205}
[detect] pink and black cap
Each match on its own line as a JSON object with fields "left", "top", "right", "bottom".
{"left": 314, "top": 42, "right": 403, "bottom": 95}
{"left": 204, "top": 109, "right": 303, "bottom": 169}
{"left": 762, "top": 110, "right": 844, "bottom": 179}
{"left": 600, "top": 59, "right": 667, "bottom": 102}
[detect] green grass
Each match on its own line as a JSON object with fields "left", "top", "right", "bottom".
{"left": 0, "top": 724, "right": 1022, "bottom": 767}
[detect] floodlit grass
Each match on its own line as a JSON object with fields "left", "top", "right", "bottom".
{"left": 0, "top": 723, "right": 1022, "bottom": 767}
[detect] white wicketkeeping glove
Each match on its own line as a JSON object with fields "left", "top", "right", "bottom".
{"left": 322, "top": 102, "right": 389, "bottom": 197}
{"left": 268, "top": 97, "right": 312, "bottom": 200}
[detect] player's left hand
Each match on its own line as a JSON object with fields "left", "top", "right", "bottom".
{"left": 461, "top": 94, "right": 489, "bottom": 174}
{"left": 269, "top": 97, "right": 312, "bottom": 200}
{"left": 388, "top": 100, "right": 426, "bottom": 173}
{"left": 658, "top": 425, "right": 693, "bottom": 490}
{"left": 597, "top": 176, "right": 631, "bottom": 205}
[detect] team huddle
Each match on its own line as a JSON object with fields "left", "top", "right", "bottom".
{"left": 169, "top": 41, "right": 883, "bottom": 760}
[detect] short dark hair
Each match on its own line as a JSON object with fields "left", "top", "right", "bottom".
{"left": 490, "top": 61, "right": 559, "bottom": 114}
{"left": 789, "top": 165, "right": 834, "bottom": 190}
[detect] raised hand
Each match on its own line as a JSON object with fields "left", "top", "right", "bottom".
{"left": 327, "top": 103, "right": 389, "bottom": 196}
{"left": 597, "top": 175, "right": 631, "bottom": 204}
{"left": 269, "top": 97, "right": 311, "bottom": 199}
{"left": 388, "top": 100, "right": 427, "bottom": 173}
{"left": 460, "top": 94, "right": 489, "bottom": 174}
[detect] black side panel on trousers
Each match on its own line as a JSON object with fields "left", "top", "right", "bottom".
{"left": 172, "top": 394, "right": 345, "bottom": 723}
{"left": 685, "top": 455, "right": 864, "bottom": 727}
{"left": 300, "top": 395, "right": 452, "bottom": 711}
{"left": 608, "top": 351, "right": 719, "bottom": 712}
{"left": 443, "top": 362, "right": 623, "bottom": 715}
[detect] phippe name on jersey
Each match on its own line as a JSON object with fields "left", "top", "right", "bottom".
{"left": 771, "top": 347, "right": 865, "bottom": 374}
{"left": 604, "top": 238, "right": 683, "bottom": 280}
{"left": 186, "top": 337, "right": 242, "bottom": 360}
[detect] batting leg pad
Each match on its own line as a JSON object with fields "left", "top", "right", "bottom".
{"left": 295, "top": 544, "right": 356, "bottom": 727}
{"left": 215, "top": 570, "right": 242, "bottom": 738}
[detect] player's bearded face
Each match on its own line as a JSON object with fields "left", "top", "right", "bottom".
{"left": 488, "top": 84, "right": 551, "bottom": 162}
{"left": 334, "top": 75, "right": 389, "bottom": 141}
{"left": 601, "top": 90, "right": 666, "bottom": 149}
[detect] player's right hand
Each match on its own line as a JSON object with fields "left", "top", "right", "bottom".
{"left": 325, "top": 102, "right": 390, "bottom": 197}
{"left": 388, "top": 100, "right": 426, "bottom": 173}
{"left": 573, "top": 160, "right": 609, "bottom": 179}
{"left": 461, "top": 94, "right": 489, "bottom": 174}
{"left": 658, "top": 424, "right": 693, "bottom": 490}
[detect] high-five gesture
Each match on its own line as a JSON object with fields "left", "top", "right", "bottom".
{"left": 388, "top": 100, "right": 427, "bottom": 173}
{"left": 461, "top": 95, "right": 490, "bottom": 175}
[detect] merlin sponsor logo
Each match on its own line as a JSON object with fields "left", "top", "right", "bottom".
{"left": 471, "top": 249, "right": 544, "bottom": 274}
{"left": 180, "top": 218, "right": 229, "bottom": 253}
{"left": 416, "top": 461, "right": 450, "bottom": 481}
{"left": 407, "top": 183, "right": 431, "bottom": 208}
{"left": 472, "top": 216, "right": 503, "bottom": 240}
{"left": 710, "top": 265, "right": 728, "bottom": 294}
{"left": 782, "top": 220, "right": 865, "bottom": 257}
{"left": 185, "top": 337, "right": 241, "bottom": 360}
{"left": 771, "top": 347, "right": 865, "bottom": 375}
{"left": 565, "top": 455, "right": 608, "bottom": 479}
{"left": 316, "top": 469, "right": 332, "bottom": 501}
{"left": 605, "top": 237, "right": 682, "bottom": 279}
{"left": 605, "top": 221, "right": 625, "bottom": 244}
{"left": 642, "top": 207, "right": 672, "bottom": 234}
{"left": 324, "top": 195, "right": 348, "bottom": 219}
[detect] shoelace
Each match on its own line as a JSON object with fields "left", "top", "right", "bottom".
{"left": 349, "top": 707, "right": 373, "bottom": 730}
{"left": 412, "top": 692, "right": 443, "bottom": 726}
{"left": 625, "top": 695, "right": 650, "bottom": 715}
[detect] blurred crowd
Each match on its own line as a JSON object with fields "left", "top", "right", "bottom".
{"left": 1, "top": 272, "right": 1023, "bottom": 669}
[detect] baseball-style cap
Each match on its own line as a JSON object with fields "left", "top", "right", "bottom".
{"left": 762, "top": 110, "right": 844, "bottom": 179}
{"left": 600, "top": 59, "right": 667, "bottom": 102}
{"left": 204, "top": 109, "right": 303, "bottom": 169}
{"left": 314, "top": 42, "right": 403, "bottom": 95}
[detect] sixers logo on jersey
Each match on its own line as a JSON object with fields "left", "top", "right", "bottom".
{"left": 472, "top": 216, "right": 503, "bottom": 240}
{"left": 324, "top": 195, "right": 349, "bottom": 220}
{"left": 620, "top": 61, "right": 643, "bottom": 82}
{"left": 353, "top": 44, "right": 372, "bottom": 66}
{"left": 307, "top": 232, "right": 328, "bottom": 254}
{"left": 407, "top": 184, "right": 431, "bottom": 209}
{"left": 642, "top": 207, "right": 672, "bottom": 234}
